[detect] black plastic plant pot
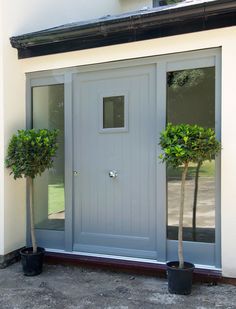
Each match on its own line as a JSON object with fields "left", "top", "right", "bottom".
{"left": 166, "top": 261, "right": 195, "bottom": 295}
{"left": 20, "top": 247, "right": 45, "bottom": 276}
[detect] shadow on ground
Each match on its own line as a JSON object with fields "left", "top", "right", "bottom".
{"left": 0, "top": 262, "right": 236, "bottom": 309}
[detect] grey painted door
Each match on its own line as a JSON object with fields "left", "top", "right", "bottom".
{"left": 73, "top": 65, "right": 157, "bottom": 259}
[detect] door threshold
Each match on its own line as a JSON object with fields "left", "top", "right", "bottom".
{"left": 44, "top": 248, "right": 222, "bottom": 284}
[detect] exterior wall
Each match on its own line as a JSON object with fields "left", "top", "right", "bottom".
{"left": 7, "top": 0, "right": 121, "bottom": 35}
{"left": 119, "top": 0, "right": 152, "bottom": 12}
{"left": 0, "top": 0, "right": 4, "bottom": 256}
{"left": 220, "top": 40, "right": 236, "bottom": 278}
{"left": 1, "top": 0, "right": 236, "bottom": 278}
{"left": 1, "top": 0, "right": 27, "bottom": 255}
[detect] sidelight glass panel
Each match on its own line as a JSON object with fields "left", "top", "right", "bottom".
{"left": 167, "top": 67, "right": 216, "bottom": 243}
{"left": 153, "top": 0, "right": 184, "bottom": 7}
{"left": 32, "top": 84, "right": 65, "bottom": 231}
{"left": 103, "top": 96, "right": 125, "bottom": 128}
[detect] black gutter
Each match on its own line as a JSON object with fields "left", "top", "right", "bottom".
{"left": 10, "top": 0, "right": 236, "bottom": 59}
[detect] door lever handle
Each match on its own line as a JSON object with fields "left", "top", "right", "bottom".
{"left": 109, "top": 170, "right": 118, "bottom": 178}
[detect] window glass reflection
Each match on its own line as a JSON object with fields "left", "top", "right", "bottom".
{"left": 154, "top": 0, "right": 185, "bottom": 7}
{"left": 167, "top": 67, "right": 215, "bottom": 243}
{"left": 32, "top": 84, "right": 65, "bottom": 231}
{"left": 103, "top": 96, "right": 125, "bottom": 129}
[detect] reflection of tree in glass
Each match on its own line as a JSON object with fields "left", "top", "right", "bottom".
{"left": 167, "top": 67, "right": 215, "bottom": 128}
{"left": 168, "top": 69, "right": 207, "bottom": 241}
{"left": 159, "top": 0, "right": 186, "bottom": 6}
{"left": 167, "top": 67, "right": 216, "bottom": 242}
{"left": 192, "top": 160, "right": 202, "bottom": 241}
{"left": 168, "top": 69, "right": 205, "bottom": 90}
{"left": 166, "top": 0, "right": 184, "bottom": 4}
{"left": 48, "top": 85, "right": 64, "bottom": 184}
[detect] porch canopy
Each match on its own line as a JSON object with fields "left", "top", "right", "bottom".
{"left": 10, "top": 0, "right": 236, "bottom": 59}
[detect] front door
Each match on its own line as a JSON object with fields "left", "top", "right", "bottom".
{"left": 73, "top": 65, "right": 157, "bottom": 259}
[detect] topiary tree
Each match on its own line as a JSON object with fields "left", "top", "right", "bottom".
{"left": 159, "top": 123, "right": 220, "bottom": 268}
{"left": 6, "top": 129, "right": 59, "bottom": 254}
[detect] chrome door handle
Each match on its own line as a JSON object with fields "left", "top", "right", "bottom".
{"left": 109, "top": 170, "right": 118, "bottom": 178}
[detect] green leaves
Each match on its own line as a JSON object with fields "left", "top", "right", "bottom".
{"left": 6, "top": 129, "right": 59, "bottom": 179}
{"left": 159, "top": 123, "right": 221, "bottom": 168}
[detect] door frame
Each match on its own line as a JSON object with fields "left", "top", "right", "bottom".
{"left": 26, "top": 47, "right": 221, "bottom": 267}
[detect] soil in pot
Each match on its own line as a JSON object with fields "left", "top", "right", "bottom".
{"left": 20, "top": 247, "right": 45, "bottom": 276}
{"left": 167, "top": 261, "right": 195, "bottom": 295}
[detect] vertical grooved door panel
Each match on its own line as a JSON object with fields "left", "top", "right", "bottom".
{"left": 73, "top": 65, "right": 157, "bottom": 259}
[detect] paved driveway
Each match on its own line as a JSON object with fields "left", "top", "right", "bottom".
{"left": 0, "top": 262, "right": 235, "bottom": 309}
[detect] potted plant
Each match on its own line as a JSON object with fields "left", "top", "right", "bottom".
{"left": 159, "top": 123, "right": 220, "bottom": 294}
{"left": 6, "top": 128, "right": 59, "bottom": 276}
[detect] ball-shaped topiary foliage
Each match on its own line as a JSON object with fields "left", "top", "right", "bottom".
{"left": 6, "top": 129, "right": 59, "bottom": 179}
{"left": 159, "top": 123, "right": 221, "bottom": 168}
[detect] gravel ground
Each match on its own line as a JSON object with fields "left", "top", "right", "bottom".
{"left": 0, "top": 262, "right": 236, "bottom": 309}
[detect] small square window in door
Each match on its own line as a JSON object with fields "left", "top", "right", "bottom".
{"left": 103, "top": 96, "right": 125, "bottom": 129}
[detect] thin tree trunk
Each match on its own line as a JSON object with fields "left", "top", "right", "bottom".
{"left": 192, "top": 161, "right": 202, "bottom": 241}
{"left": 178, "top": 162, "right": 188, "bottom": 269}
{"left": 28, "top": 177, "right": 37, "bottom": 253}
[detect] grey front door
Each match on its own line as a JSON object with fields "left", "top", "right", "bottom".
{"left": 73, "top": 65, "right": 157, "bottom": 259}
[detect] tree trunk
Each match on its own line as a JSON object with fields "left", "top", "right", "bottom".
{"left": 28, "top": 177, "right": 37, "bottom": 253}
{"left": 192, "top": 161, "right": 202, "bottom": 241}
{"left": 178, "top": 162, "right": 189, "bottom": 269}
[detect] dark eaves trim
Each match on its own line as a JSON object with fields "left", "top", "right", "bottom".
{"left": 10, "top": 0, "right": 236, "bottom": 59}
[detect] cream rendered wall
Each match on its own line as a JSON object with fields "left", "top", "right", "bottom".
{"left": 2, "top": 0, "right": 27, "bottom": 255}
{"left": 2, "top": 0, "right": 236, "bottom": 278}
{"left": 0, "top": 0, "right": 4, "bottom": 256}
{"left": 119, "top": 0, "right": 153, "bottom": 12}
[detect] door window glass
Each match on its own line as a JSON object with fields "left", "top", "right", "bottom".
{"left": 103, "top": 96, "right": 125, "bottom": 129}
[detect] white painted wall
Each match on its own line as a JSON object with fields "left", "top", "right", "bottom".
{"left": 1, "top": 0, "right": 236, "bottom": 278}
{"left": 119, "top": 0, "right": 152, "bottom": 12}
{"left": 5, "top": 0, "right": 121, "bottom": 35}
{"left": 220, "top": 40, "right": 236, "bottom": 278}
{"left": 0, "top": 0, "right": 5, "bottom": 256}
{"left": 1, "top": 0, "right": 27, "bottom": 255}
